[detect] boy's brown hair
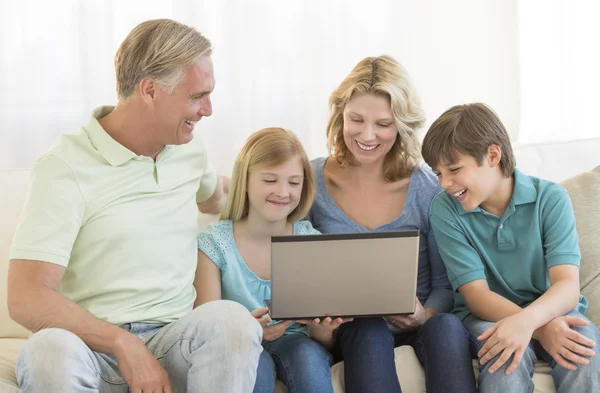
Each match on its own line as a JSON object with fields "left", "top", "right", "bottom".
{"left": 421, "top": 103, "right": 515, "bottom": 177}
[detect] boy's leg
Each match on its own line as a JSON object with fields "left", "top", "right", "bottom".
{"left": 263, "top": 333, "right": 334, "bottom": 393}
{"left": 463, "top": 315, "right": 537, "bottom": 393}
{"left": 410, "top": 313, "right": 476, "bottom": 393}
{"left": 145, "top": 300, "right": 263, "bottom": 393}
{"left": 252, "top": 349, "right": 276, "bottom": 393}
{"left": 535, "top": 310, "right": 600, "bottom": 393}
{"left": 16, "top": 328, "right": 128, "bottom": 393}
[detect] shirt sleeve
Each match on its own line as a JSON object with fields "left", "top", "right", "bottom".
{"left": 429, "top": 196, "right": 487, "bottom": 291}
{"left": 9, "top": 154, "right": 86, "bottom": 267}
{"left": 541, "top": 186, "right": 581, "bottom": 268}
{"left": 295, "top": 220, "right": 322, "bottom": 235}
{"left": 195, "top": 135, "right": 218, "bottom": 203}
{"left": 197, "top": 224, "right": 227, "bottom": 273}
{"left": 422, "top": 227, "right": 454, "bottom": 313}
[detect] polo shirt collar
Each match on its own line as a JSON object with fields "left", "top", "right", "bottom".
{"left": 84, "top": 106, "right": 137, "bottom": 167}
{"left": 457, "top": 168, "right": 537, "bottom": 215}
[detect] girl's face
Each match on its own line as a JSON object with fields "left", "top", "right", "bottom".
{"left": 247, "top": 155, "right": 305, "bottom": 223}
{"left": 342, "top": 92, "right": 398, "bottom": 166}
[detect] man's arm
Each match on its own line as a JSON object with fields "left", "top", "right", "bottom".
{"left": 8, "top": 260, "right": 135, "bottom": 355}
{"left": 197, "top": 175, "right": 229, "bottom": 215}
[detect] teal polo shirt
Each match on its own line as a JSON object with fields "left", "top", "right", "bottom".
{"left": 429, "top": 169, "right": 587, "bottom": 320}
{"left": 10, "top": 106, "right": 218, "bottom": 325}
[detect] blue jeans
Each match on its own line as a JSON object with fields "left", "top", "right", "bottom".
{"left": 253, "top": 333, "right": 334, "bottom": 393}
{"left": 16, "top": 300, "right": 263, "bottom": 393}
{"left": 334, "top": 313, "right": 476, "bottom": 393}
{"left": 464, "top": 309, "right": 600, "bottom": 393}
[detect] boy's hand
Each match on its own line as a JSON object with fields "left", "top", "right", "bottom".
{"left": 251, "top": 307, "right": 293, "bottom": 343}
{"left": 387, "top": 298, "right": 430, "bottom": 331}
{"left": 536, "top": 315, "right": 596, "bottom": 370}
{"left": 477, "top": 312, "right": 536, "bottom": 375}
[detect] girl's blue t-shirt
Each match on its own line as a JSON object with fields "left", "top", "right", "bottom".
{"left": 197, "top": 219, "right": 320, "bottom": 335}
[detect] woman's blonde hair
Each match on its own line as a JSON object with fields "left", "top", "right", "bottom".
{"left": 115, "top": 19, "right": 212, "bottom": 99}
{"left": 220, "top": 128, "right": 315, "bottom": 222}
{"left": 327, "top": 55, "right": 425, "bottom": 181}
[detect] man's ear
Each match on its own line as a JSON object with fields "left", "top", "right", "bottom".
{"left": 138, "top": 78, "right": 157, "bottom": 104}
{"left": 487, "top": 144, "right": 502, "bottom": 168}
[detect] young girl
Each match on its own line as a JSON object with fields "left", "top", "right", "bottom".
{"left": 194, "top": 128, "right": 348, "bottom": 393}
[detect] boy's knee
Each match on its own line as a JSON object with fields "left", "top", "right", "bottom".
{"left": 478, "top": 348, "right": 536, "bottom": 393}
{"left": 422, "top": 313, "right": 465, "bottom": 335}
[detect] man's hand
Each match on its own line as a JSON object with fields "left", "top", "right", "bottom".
{"left": 536, "top": 315, "right": 596, "bottom": 370}
{"left": 114, "top": 332, "right": 173, "bottom": 393}
{"left": 251, "top": 307, "right": 292, "bottom": 343}
{"left": 387, "top": 298, "right": 431, "bottom": 331}
{"left": 477, "top": 312, "right": 536, "bottom": 375}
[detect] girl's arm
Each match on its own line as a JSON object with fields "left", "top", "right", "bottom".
{"left": 193, "top": 249, "right": 222, "bottom": 308}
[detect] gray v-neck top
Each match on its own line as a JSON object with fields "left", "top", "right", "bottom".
{"left": 308, "top": 157, "right": 453, "bottom": 314}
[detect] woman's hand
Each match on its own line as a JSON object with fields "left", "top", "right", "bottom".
{"left": 387, "top": 298, "right": 432, "bottom": 331}
{"left": 297, "top": 316, "right": 353, "bottom": 349}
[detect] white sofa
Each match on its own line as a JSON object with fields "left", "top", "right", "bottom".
{"left": 2, "top": 138, "right": 600, "bottom": 393}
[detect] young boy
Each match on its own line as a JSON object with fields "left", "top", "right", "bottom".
{"left": 421, "top": 103, "right": 600, "bottom": 393}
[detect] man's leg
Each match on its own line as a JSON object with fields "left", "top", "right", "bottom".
{"left": 463, "top": 315, "right": 536, "bottom": 393}
{"left": 263, "top": 333, "right": 334, "bottom": 393}
{"left": 411, "top": 313, "right": 476, "bottom": 393}
{"left": 16, "top": 328, "right": 128, "bottom": 393}
{"left": 146, "top": 300, "right": 263, "bottom": 393}
{"left": 536, "top": 310, "right": 600, "bottom": 393}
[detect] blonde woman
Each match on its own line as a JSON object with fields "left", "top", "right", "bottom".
{"left": 308, "top": 56, "right": 476, "bottom": 393}
{"left": 195, "top": 128, "right": 350, "bottom": 393}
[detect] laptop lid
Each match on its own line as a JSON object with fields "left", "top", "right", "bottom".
{"left": 269, "top": 230, "right": 420, "bottom": 320}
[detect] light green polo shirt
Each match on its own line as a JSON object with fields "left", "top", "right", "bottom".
{"left": 10, "top": 106, "right": 218, "bottom": 325}
{"left": 430, "top": 169, "right": 587, "bottom": 321}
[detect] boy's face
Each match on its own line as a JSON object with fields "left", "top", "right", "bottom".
{"left": 433, "top": 148, "right": 501, "bottom": 212}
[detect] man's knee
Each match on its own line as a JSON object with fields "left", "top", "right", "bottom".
{"left": 193, "top": 300, "right": 262, "bottom": 345}
{"left": 17, "top": 328, "right": 95, "bottom": 386}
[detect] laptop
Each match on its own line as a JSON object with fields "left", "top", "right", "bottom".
{"left": 266, "top": 230, "right": 420, "bottom": 320}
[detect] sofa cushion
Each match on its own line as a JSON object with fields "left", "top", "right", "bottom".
{"left": 0, "top": 339, "right": 25, "bottom": 389}
{"left": 561, "top": 165, "right": 600, "bottom": 326}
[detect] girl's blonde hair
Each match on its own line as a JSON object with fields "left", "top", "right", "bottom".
{"left": 327, "top": 55, "right": 425, "bottom": 181}
{"left": 220, "top": 128, "right": 315, "bottom": 222}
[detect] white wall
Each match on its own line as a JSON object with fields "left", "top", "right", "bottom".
{"left": 0, "top": 0, "right": 520, "bottom": 176}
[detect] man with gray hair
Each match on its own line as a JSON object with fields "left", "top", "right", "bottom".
{"left": 7, "top": 19, "right": 263, "bottom": 393}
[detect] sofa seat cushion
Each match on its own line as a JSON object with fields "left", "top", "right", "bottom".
{"left": 0, "top": 339, "right": 25, "bottom": 389}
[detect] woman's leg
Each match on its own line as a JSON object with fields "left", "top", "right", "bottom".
{"left": 335, "top": 317, "right": 401, "bottom": 393}
{"left": 411, "top": 313, "right": 477, "bottom": 393}
{"left": 263, "top": 334, "right": 334, "bottom": 393}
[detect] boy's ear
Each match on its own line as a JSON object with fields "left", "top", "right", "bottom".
{"left": 487, "top": 145, "right": 502, "bottom": 168}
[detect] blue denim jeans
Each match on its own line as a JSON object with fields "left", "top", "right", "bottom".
{"left": 334, "top": 313, "right": 476, "bottom": 393}
{"left": 16, "top": 300, "right": 263, "bottom": 393}
{"left": 253, "top": 333, "right": 334, "bottom": 393}
{"left": 464, "top": 309, "right": 600, "bottom": 393}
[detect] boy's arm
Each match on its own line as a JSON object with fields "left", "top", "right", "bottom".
{"left": 429, "top": 200, "right": 521, "bottom": 321}
{"left": 515, "top": 189, "right": 582, "bottom": 330}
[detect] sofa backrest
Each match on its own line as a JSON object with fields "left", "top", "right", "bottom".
{"left": 561, "top": 166, "right": 600, "bottom": 326}
{"left": 0, "top": 170, "right": 32, "bottom": 338}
